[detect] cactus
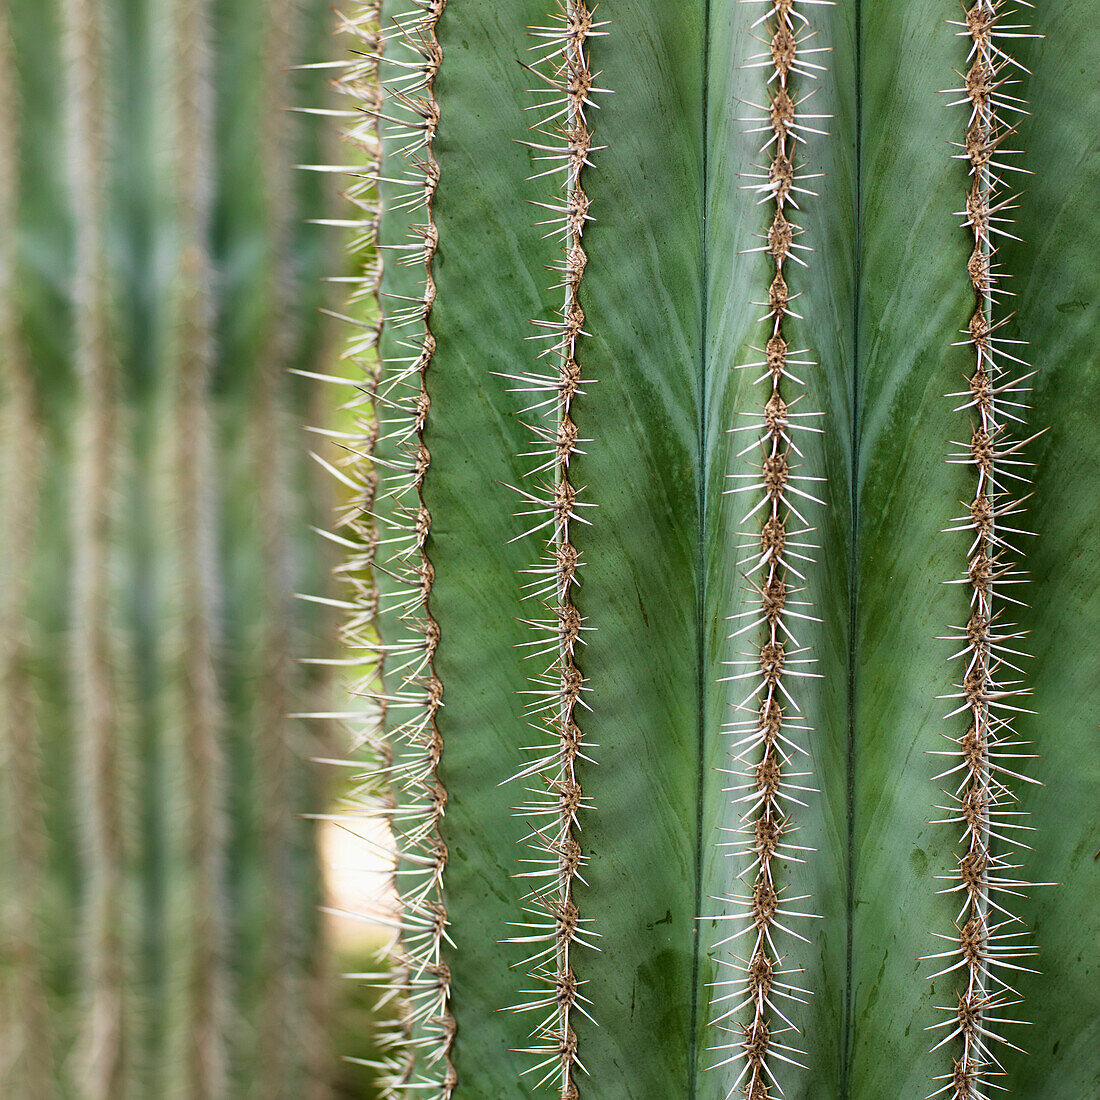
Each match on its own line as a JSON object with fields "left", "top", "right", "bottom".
{"left": 0, "top": 8, "right": 55, "bottom": 1093}
{"left": 171, "top": 0, "right": 228, "bottom": 1092}
{"left": 331, "top": 1, "right": 1100, "bottom": 1098}
{"left": 64, "top": 1, "right": 128, "bottom": 1092}
{"left": 1, "top": 0, "right": 347, "bottom": 1095}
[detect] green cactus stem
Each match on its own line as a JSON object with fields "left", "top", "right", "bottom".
{"left": 331, "top": 0, "right": 1100, "bottom": 1097}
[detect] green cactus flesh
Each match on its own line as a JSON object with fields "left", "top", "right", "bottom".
{"left": 329, "top": 1, "right": 1100, "bottom": 1098}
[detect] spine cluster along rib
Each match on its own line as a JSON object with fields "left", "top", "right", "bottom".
{"left": 928, "top": 5, "right": 1042, "bottom": 1099}
{"left": 326, "top": 2, "right": 454, "bottom": 1096}
{"left": 504, "top": 4, "right": 607, "bottom": 1098}
{"left": 711, "top": 3, "right": 829, "bottom": 1097}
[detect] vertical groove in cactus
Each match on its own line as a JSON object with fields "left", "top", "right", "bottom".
{"left": 0, "top": 10, "right": 54, "bottom": 1091}
{"left": 65, "top": 0, "right": 127, "bottom": 1092}
{"left": 503, "top": 7, "right": 608, "bottom": 1096}
{"left": 928, "top": 7, "right": 1043, "bottom": 1098}
{"left": 709, "top": 3, "right": 829, "bottom": 1095}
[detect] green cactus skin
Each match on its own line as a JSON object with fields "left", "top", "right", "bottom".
{"left": 338, "top": 1, "right": 1100, "bottom": 1097}
{"left": 990, "top": 9, "right": 1100, "bottom": 1093}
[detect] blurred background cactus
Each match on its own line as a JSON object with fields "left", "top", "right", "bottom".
{"left": 0, "top": 0, "right": 391, "bottom": 1096}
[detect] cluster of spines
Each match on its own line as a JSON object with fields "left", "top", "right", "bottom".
{"left": 926, "top": 5, "right": 1043, "bottom": 1099}
{"left": 502, "top": 5, "right": 608, "bottom": 1098}
{"left": 312, "top": 3, "right": 454, "bottom": 1095}
{"left": 709, "top": 3, "right": 830, "bottom": 1097}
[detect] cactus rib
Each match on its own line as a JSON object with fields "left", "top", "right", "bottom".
{"left": 926, "top": 5, "right": 1044, "bottom": 1098}
{"left": 340, "top": 2, "right": 455, "bottom": 1094}
{"left": 503, "top": 5, "right": 608, "bottom": 1097}
{"left": 396, "top": 4, "right": 456, "bottom": 1093}
{"left": 172, "top": 0, "right": 229, "bottom": 1091}
{"left": 709, "top": 3, "right": 830, "bottom": 1096}
{"left": 315, "top": 7, "right": 430, "bottom": 1089}
{"left": 65, "top": 0, "right": 127, "bottom": 1092}
{"left": 321, "top": 2, "right": 419, "bottom": 1089}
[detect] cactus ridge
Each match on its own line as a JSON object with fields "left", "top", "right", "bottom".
{"left": 501, "top": 4, "right": 609, "bottom": 1097}
{"left": 377, "top": 2, "right": 454, "bottom": 1095}
{"left": 707, "top": 3, "right": 830, "bottom": 1096}
{"left": 172, "top": 0, "right": 229, "bottom": 1091}
{"left": 925, "top": 5, "right": 1046, "bottom": 1099}
{"left": 318, "top": 3, "right": 455, "bottom": 1095}
{"left": 65, "top": 0, "right": 128, "bottom": 1092}
{"left": 319, "top": 1, "right": 410, "bottom": 1086}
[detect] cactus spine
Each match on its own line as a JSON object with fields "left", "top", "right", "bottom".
{"left": 325, "top": 1, "right": 457, "bottom": 1093}
{"left": 388, "top": 2, "right": 455, "bottom": 1092}
{"left": 928, "top": 5, "right": 1043, "bottom": 1098}
{"left": 505, "top": 5, "right": 609, "bottom": 1097}
{"left": 710, "top": 2, "right": 830, "bottom": 1095}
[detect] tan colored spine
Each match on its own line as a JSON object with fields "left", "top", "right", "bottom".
{"left": 327, "top": 3, "right": 454, "bottom": 1094}
{"left": 928, "top": 5, "right": 1043, "bottom": 1098}
{"left": 507, "top": 5, "right": 608, "bottom": 1097}
{"left": 711, "top": 3, "right": 829, "bottom": 1096}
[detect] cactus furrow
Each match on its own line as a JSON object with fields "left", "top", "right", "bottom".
{"left": 0, "top": 12, "right": 54, "bottom": 1090}
{"left": 709, "top": 3, "right": 830, "bottom": 1096}
{"left": 254, "top": 0, "right": 308, "bottom": 1089}
{"left": 926, "top": 6, "right": 1044, "bottom": 1099}
{"left": 501, "top": 5, "right": 609, "bottom": 1097}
